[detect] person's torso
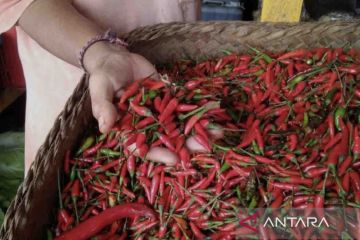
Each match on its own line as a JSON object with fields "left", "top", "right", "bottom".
{"left": 72, "top": 0, "right": 197, "bottom": 33}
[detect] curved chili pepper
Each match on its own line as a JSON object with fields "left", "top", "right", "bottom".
{"left": 76, "top": 136, "right": 95, "bottom": 156}
{"left": 277, "top": 176, "right": 313, "bottom": 186}
{"left": 189, "top": 169, "right": 216, "bottom": 191}
{"left": 350, "top": 171, "right": 360, "bottom": 192}
{"left": 193, "top": 134, "right": 211, "bottom": 152}
{"left": 136, "top": 133, "right": 146, "bottom": 148}
{"left": 272, "top": 182, "right": 299, "bottom": 191}
{"left": 278, "top": 49, "right": 308, "bottom": 60}
{"left": 176, "top": 104, "right": 198, "bottom": 112}
{"left": 156, "top": 133, "right": 175, "bottom": 151}
{"left": 150, "top": 174, "right": 160, "bottom": 205}
{"left": 119, "top": 82, "right": 139, "bottom": 104}
{"left": 129, "top": 101, "right": 153, "bottom": 118}
{"left": 338, "top": 156, "right": 353, "bottom": 176}
{"left": 55, "top": 203, "right": 155, "bottom": 240}
{"left": 159, "top": 98, "right": 178, "bottom": 123}
{"left": 194, "top": 123, "right": 208, "bottom": 140}
{"left": 254, "top": 155, "right": 276, "bottom": 165}
{"left": 83, "top": 142, "right": 103, "bottom": 157}
{"left": 338, "top": 66, "right": 360, "bottom": 74}
{"left": 127, "top": 155, "right": 136, "bottom": 178}
{"left": 184, "top": 113, "right": 203, "bottom": 135}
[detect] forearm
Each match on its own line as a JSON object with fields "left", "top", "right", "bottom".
{"left": 18, "top": 0, "right": 123, "bottom": 70}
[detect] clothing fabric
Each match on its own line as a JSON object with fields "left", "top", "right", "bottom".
{"left": 0, "top": 0, "right": 199, "bottom": 171}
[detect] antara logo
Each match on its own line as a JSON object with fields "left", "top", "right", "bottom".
{"left": 263, "top": 216, "right": 330, "bottom": 228}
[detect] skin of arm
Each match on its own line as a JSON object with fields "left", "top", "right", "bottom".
{"left": 18, "top": 0, "right": 157, "bottom": 134}
{"left": 19, "top": 0, "right": 111, "bottom": 70}
{"left": 17, "top": 0, "right": 216, "bottom": 170}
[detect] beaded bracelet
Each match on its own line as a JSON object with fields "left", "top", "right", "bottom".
{"left": 78, "top": 29, "right": 128, "bottom": 73}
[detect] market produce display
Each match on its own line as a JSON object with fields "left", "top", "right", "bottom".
{"left": 52, "top": 47, "right": 360, "bottom": 239}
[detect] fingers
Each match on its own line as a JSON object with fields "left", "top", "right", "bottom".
{"left": 146, "top": 147, "right": 179, "bottom": 166}
{"left": 130, "top": 54, "right": 159, "bottom": 80}
{"left": 125, "top": 124, "right": 224, "bottom": 165}
{"left": 89, "top": 73, "right": 118, "bottom": 133}
{"left": 208, "top": 126, "right": 224, "bottom": 140}
{"left": 186, "top": 124, "right": 224, "bottom": 154}
{"left": 186, "top": 137, "right": 209, "bottom": 153}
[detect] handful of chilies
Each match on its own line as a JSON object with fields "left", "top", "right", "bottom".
{"left": 51, "top": 47, "right": 360, "bottom": 239}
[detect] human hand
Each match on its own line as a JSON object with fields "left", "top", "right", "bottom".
{"left": 85, "top": 45, "right": 224, "bottom": 166}
{"left": 86, "top": 46, "right": 158, "bottom": 134}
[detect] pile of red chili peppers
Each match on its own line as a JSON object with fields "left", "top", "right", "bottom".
{"left": 52, "top": 47, "right": 360, "bottom": 239}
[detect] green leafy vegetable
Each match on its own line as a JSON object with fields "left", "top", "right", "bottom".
{"left": 0, "top": 132, "right": 24, "bottom": 226}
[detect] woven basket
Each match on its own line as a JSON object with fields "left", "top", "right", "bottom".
{"left": 1, "top": 21, "right": 360, "bottom": 240}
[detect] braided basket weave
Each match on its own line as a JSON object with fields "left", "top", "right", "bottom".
{"left": 1, "top": 21, "right": 360, "bottom": 240}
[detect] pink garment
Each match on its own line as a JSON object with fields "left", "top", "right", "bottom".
{"left": 0, "top": 0, "right": 199, "bottom": 172}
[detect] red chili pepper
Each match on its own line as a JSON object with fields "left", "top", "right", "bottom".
{"left": 127, "top": 155, "right": 136, "bottom": 178}
{"left": 225, "top": 151, "right": 253, "bottom": 164}
{"left": 190, "top": 169, "right": 216, "bottom": 191}
{"left": 131, "top": 92, "right": 142, "bottom": 106}
{"left": 193, "top": 134, "right": 211, "bottom": 152}
{"left": 129, "top": 101, "right": 153, "bottom": 118}
{"left": 189, "top": 221, "right": 206, "bottom": 239}
{"left": 287, "top": 134, "right": 297, "bottom": 151}
{"left": 338, "top": 156, "right": 353, "bottom": 176}
{"left": 159, "top": 98, "right": 178, "bottom": 123}
{"left": 171, "top": 222, "right": 182, "bottom": 239}
{"left": 272, "top": 182, "right": 299, "bottom": 191}
{"left": 119, "top": 82, "right": 139, "bottom": 104}
{"left": 338, "top": 66, "right": 360, "bottom": 75}
{"left": 184, "top": 113, "right": 202, "bottom": 135}
{"left": 171, "top": 169, "right": 197, "bottom": 177}
{"left": 185, "top": 79, "right": 203, "bottom": 90}
{"left": 342, "top": 171, "right": 351, "bottom": 192}
{"left": 179, "top": 147, "right": 191, "bottom": 169}
{"left": 83, "top": 142, "right": 103, "bottom": 157}
{"left": 164, "top": 123, "right": 177, "bottom": 135}
{"left": 80, "top": 206, "right": 96, "bottom": 221}
{"left": 157, "top": 133, "right": 175, "bottom": 151}
{"left": 278, "top": 49, "right": 307, "bottom": 60}
{"left": 350, "top": 171, "right": 360, "bottom": 192}
{"left": 160, "top": 91, "right": 171, "bottom": 112}
{"left": 194, "top": 123, "right": 208, "bottom": 140}
{"left": 158, "top": 171, "right": 165, "bottom": 197}
{"left": 138, "top": 144, "right": 149, "bottom": 158}
{"left": 94, "top": 159, "right": 123, "bottom": 173}
{"left": 353, "top": 126, "right": 360, "bottom": 159}
{"left": 270, "top": 194, "right": 284, "bottom": 208}
{"left": 56, "top": 203, "right": 155, "bottom": 240}
{"left": 292, "top": 195, "right": 314, "bottom": 207}
{"left": 149, "top": 174, "right": 160, "bottom": 205}
{"left": 136, "top": 133, "right": 146, "bottom": 148}
{"left": 154, "top": 96, "right": 162, "bottom": 113}
{"left": 323, "top": 132, "right": 342, "bottom": 152}
{"left": 254, "top": 155, "right": 276, "bottom": 165}
{"left": 71, "top": 179, "right": 80, "bottom": 198}
{"left": 278, "top": 176, "right": 313, "bottom": 186}
{"left": 176, "top": 104, "right": 198, "bottom": 112}
{"left": 305, "top": 167, "right": 327, "bottom": 178}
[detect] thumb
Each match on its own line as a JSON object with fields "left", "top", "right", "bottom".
{"left": 89, "top": 73, "right": 118, "bottom": 133}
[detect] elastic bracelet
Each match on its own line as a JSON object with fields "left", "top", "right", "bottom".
{"left": 78, "top": 29, "right": 128, "bottom": 73}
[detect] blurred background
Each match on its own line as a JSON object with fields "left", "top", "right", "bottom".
{"left": 1, "top": 0, "right": 360, "bottom": 225}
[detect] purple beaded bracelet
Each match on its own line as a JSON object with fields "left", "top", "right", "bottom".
{"left": 78, "top": 29, "right": 128, "bottom": 73}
